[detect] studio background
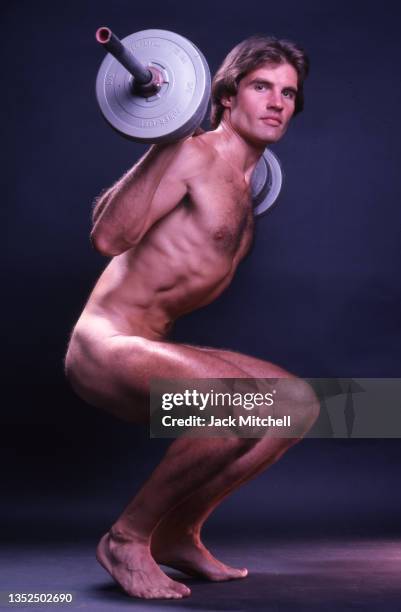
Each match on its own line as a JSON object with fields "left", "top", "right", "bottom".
{"left": 2, "top": 0, "right": 401, "bottom": 543}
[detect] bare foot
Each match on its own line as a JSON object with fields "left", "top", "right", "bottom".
{"left": 151, "top": 531, "right": 248, "bottom": 582}
{"left": 96, "top": 531, "right": 191, "bottom": 599}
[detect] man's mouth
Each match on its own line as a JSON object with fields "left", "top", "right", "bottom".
{"left": 260, "top": 116, "right": 282, "bottom": 126}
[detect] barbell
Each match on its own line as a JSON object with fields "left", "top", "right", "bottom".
{"left": 95, "top": 27, "right": 283, "bottom": 216}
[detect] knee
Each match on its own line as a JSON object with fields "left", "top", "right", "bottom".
{"left": 293, "top": 377, "right": 320, "bottom": 432}
{"left": 276, "top": 377, "right": 320, "bottom": 435}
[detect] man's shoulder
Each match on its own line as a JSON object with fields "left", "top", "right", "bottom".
{"left": 170, "top": 132, "right": 217, "bottom": 180}
{"left": 182, "top": 132, "right": 217, "bottom": 161}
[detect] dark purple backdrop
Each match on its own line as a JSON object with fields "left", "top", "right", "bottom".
{"left": 2, "top": 0, "right": 401, "bottom": 541}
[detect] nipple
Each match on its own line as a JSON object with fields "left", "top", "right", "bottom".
{"left": 214, "top": 229, "right": 225, "bottom": 240}
{"left": 212, "top": 225, "right": 235, "bottom": 251}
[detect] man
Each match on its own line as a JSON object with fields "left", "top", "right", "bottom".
{"left": 65, "top": 35, "right": 319, "bottom": 600}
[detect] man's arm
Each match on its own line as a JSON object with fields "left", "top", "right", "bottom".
{"left": 90, "top": 138, "right": 205, "bottom": 256}
{"left": 92, "top": 188, "right": 113, "bottom": 226}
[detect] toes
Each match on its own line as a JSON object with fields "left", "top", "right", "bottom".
{"left": 205, "top": 565, "right": 248, "bottom": 582}
{"left": 232, "top": 567, "right": 248, "bottom": 577}
{"left": 163, "top": 576, "right": 190, "bottom": 598}
{"left": 172, "top": 582, "right": 191, "bottom": 597}
{"left": 158, "top": 590, "right": 177, "bottom": 599}
{"left": 158, "top": 589, "right": 184, "bottom": 600}
{"left": 142, "top": 588, "right": 181, "bottom": 599}
{"left": 225, "top": 566, "right": 248, "bottom": 579}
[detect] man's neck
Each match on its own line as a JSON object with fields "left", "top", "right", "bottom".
{"left": 209, "top": 120, "right": 265, "bottom": 185}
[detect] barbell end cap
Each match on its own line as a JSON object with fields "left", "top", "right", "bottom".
{"left": 95, "top": 27, "right": 112, "bottom": 45}
{"left": 95, "top": 26, "right": 153, "bottom": 86}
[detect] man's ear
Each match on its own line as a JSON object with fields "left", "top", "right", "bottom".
{"left": 220, "top": 95, "right": 232, "bottom": 108}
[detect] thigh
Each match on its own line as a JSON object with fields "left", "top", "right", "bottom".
{"left": 182, "top": 344, "right": 293, "bottom": 378}
{"left": 67, "top": 327, "right": 251, "bottom": 423}
{"left": 108, "top": 334, "right": 251, "bottom": 395}
{"left": 188, "top": 345, "right": 319, "bottom": 431}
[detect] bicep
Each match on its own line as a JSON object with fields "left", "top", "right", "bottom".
{"left": 142, "top": 172, "right": 188, "bottom": 233}
{"left": 138, "top": 139, "right": 206, "bottom": 237}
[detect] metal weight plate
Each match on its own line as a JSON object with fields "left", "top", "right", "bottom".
{"left": 96, "top": 29, "right": 211, "bottom": 143}
{"left": 251, "top": 149, "right": 284, "bottom": 216}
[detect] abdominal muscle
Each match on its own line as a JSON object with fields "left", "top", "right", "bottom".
{"left": 77, "top": 201, "right": 253, "bottom": 341}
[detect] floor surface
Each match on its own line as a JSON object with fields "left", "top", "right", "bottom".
{"left": 2, "top": 537, "right": 401, "bottom": 611}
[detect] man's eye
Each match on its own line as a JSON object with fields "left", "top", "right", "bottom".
{"left": 283, "top": 90, "right": 295, "bottom": 99}
{"left": 254, "top": 83, "right": 266, "bottom": 91}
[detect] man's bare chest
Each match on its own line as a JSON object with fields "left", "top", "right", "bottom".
{"left": 183, "top": 179, "right": 254, "bottom": 255}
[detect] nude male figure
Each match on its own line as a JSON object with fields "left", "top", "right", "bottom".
{"left": 65, "top": 35, "right": 319, "bottom": 599}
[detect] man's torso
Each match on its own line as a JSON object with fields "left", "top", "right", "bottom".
{"left": 80, "top": 134, "right": 255, "bottom": 339}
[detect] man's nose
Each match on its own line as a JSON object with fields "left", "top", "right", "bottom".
{"left": 266, "top": 90, "right": 283, "bottom": 111}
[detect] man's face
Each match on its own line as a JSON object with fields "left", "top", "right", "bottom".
{"left": 222, "top": 62, "right": 298, "bottom": 146}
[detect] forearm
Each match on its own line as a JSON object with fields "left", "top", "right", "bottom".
{"left": 91, "top": 143, "right": 180, "bottom": 251}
